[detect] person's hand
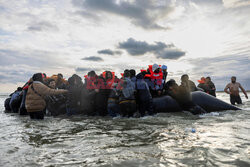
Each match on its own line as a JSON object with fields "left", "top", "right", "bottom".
{"left": 95, "top": 89, "right": 99, "bottom": 93}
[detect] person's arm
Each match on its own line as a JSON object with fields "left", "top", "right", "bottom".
{"left": 224, "top": 84, "right": 230, "bottom": 94}
{"left": 37, "top": 83, "right": 68, "bottom": 96}
{"left": 239, "top": 84, "right": 248, "bottom": 99}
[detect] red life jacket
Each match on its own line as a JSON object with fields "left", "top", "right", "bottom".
{"left": 102, "top": 71, "right": 115, "bottom": 89}
{"left": 144, "top": 65, "right": 163, "bottom": 80}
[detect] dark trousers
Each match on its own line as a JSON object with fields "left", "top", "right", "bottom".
{"left": 29, "top": 110, "right": 45, "bottom": 120}
{"left": 230, "top": 95, "right": 242, "bottom": 105}
{"left": 139, "top": 100, "right": 154, "bottom": 116}
{"left": 120, "top": 101, "right": 136, "bottom": 117}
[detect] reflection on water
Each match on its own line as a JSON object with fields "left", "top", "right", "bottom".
{"left": 0, "top": 93, "right": 249, "bottom": 166}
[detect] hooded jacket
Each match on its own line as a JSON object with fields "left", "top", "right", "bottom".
{"left": 26, "top": 81, "right": 67, "bottom": 112}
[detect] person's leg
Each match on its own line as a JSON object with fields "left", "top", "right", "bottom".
{"left": 29, "top": 112, "right": 35, "bottom": 119}
{"left": 128, "top": 102, "right": 136, "bottom": 117}
{"left": 146, "top": 99, "right": 154, "bottom": 115}
{"left": 120, "top": 103, "right": 127, "bottom": 117}
{"left": 139, "top": 102, "right": 146, "bottom": 117}
{"left": 236, "top": 96, "right": 242, "bottom": 104}
{"left": 34, "top": 110, "right": 44, "bottom": 119}
{"left": 230, "top": 95, "right": 236, "bottom": 105}
{"left": 108, "top": 103, "right": 116, "bottom": 117}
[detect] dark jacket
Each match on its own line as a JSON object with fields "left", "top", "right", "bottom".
{"left": 66, "top": 78, "right": 82, "bottom": 111}
{"left": 197, "top": 83, "right": 210, "bottom": 93}
{"left": 136, "top": 73, "right": 152, "bottom": 102}
{"left": 207, "top": 81, "right": 216, "bottom": 97}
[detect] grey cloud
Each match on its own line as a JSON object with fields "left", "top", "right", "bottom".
{"left": 72, "top": 0, "right": 174, "bottom": 30}
{"left": 27, "top": 21, "right": 58, "bottom": 32}
{"left": 118, "top": 38, "right": 185, "bottom": 60}
{"left": 81, "top": 56, "right": 103, "bottom": 61}
{"left": 156, "top": 49, "right": 186, "bottom": 59}
{"left": 0, "top": 49, "right": 64, "bottom": 67}
{"left": 0, "top": 49, "right": 67, "bottom": 84}
{"left": 75, "top": 67, "right": 101, "bottom": 74}
{"left": 98, "top": 49, "right": 122, "bottom": 55}
{"left": 0, "top": 65, "right": 38, "bottom": 84}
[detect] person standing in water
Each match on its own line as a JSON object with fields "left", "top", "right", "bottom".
{"left": 224, "top": 76, "right": 248, "bottom": 105}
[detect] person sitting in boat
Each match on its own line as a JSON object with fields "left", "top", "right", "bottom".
{"left": 46, "top": 78, "right": 67, "bottom": 116}
{"left": 25, "top": 73, "right": 68, "bottom": 119}
{"left": 9, "top": 87, "right": 23, "bottom": 113}
{"left": 119, "top": 70, "right": 136, "bottom": 117}
{"left": 144, "top": 64, "right": 164, "bottom": 97}
{"left": 205, "top": 77, "right": 216, "bottom": 97}
{"left": 197, "top": 77, "right": 211, "bottom": 93}
{"left": 181, "top": 74, "right": 198, "bottom": 92}
{"left": 165, "top": 79, "right": 206, "bottom": 115}
{"left": 136, "top": 73, "right": 154, "bottom": 116}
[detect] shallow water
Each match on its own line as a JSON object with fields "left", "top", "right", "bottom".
{"left": 0, "top": 93, "right": 249, "bottom": 167}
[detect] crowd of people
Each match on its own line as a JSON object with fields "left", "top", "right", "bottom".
{"left": 4, "top": 64, "right": 248, "bottom": 120}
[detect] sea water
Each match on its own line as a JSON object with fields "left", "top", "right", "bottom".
{"left": 0, "top": 92, "right": 249, "bottom": 167}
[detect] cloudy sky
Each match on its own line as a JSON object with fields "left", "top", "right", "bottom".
{"left": 0, "top": 0, "right": 250, "bottom": 92}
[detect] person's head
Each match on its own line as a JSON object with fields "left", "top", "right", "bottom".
{"left": 152, "top": 64, "right": 160, "bottom": 73}
{"left": 206, "top": 77, "right": 211, "bottom": 83}
{"left": 17, "top": 87, "right": 22, "bottom": 91}
{"left": 105, "top": 71, "right": 113, "bottom": 79}
{"left": 166, "top": 79, "right": 178, "bottom": 90}
{"left": 198, "top": 77, "right": 206, "bottom": 84}
{"left": 88, "top": 71, "right": 96, "bottom": 78}
{"left": 129, "top": 69, "right": 136, "bottom": 78}
{"left": 181, "top": 74, "right": 189, "bottom": 82}
{"left": 32, "top": 73, "right": 43, "bottom": 83}
{"left": 42, "top": 73, "right": 47, "bottom": 78}
{"left": 123, "top": 69, "right": 130, "bottom": 78}
{"left": 47, "top": 79, "right": 56, "bottom": 89}
{"left": 231, "top": 76, "right": 236, "bottom": 83}
{"left": 68, "top": 76, "right": 76, "bottom": 85}
{"left": 162, "top": 65, "right": 167, "bottom": 72}
{"left": 58, "top": 73, "right": 63, "bottom": 79}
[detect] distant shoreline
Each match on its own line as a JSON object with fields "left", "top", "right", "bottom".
{"left": 216, "top": 90, "right": 250, "bottom": 93}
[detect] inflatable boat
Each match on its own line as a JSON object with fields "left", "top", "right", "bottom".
{"left": 153, "top": 91, "right": 240, "bottom": 113}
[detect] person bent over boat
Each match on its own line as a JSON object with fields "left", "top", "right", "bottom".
{"left": 165, "top": 79, "right": 206, "bottom": 115}
{"left": 136, "top": 73, "right": 153, "bottom": 116}
{"left": 181, "top": 74, "right": 198, "bottom": 92}
{"left": 119, "top": 70, "right": 136, "bottom": 117}
{"left": 224, "top": 76, "right": 248, "bottom": 105}
{"left": 26, "top": 73, "right": 68, "bottom": 120}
